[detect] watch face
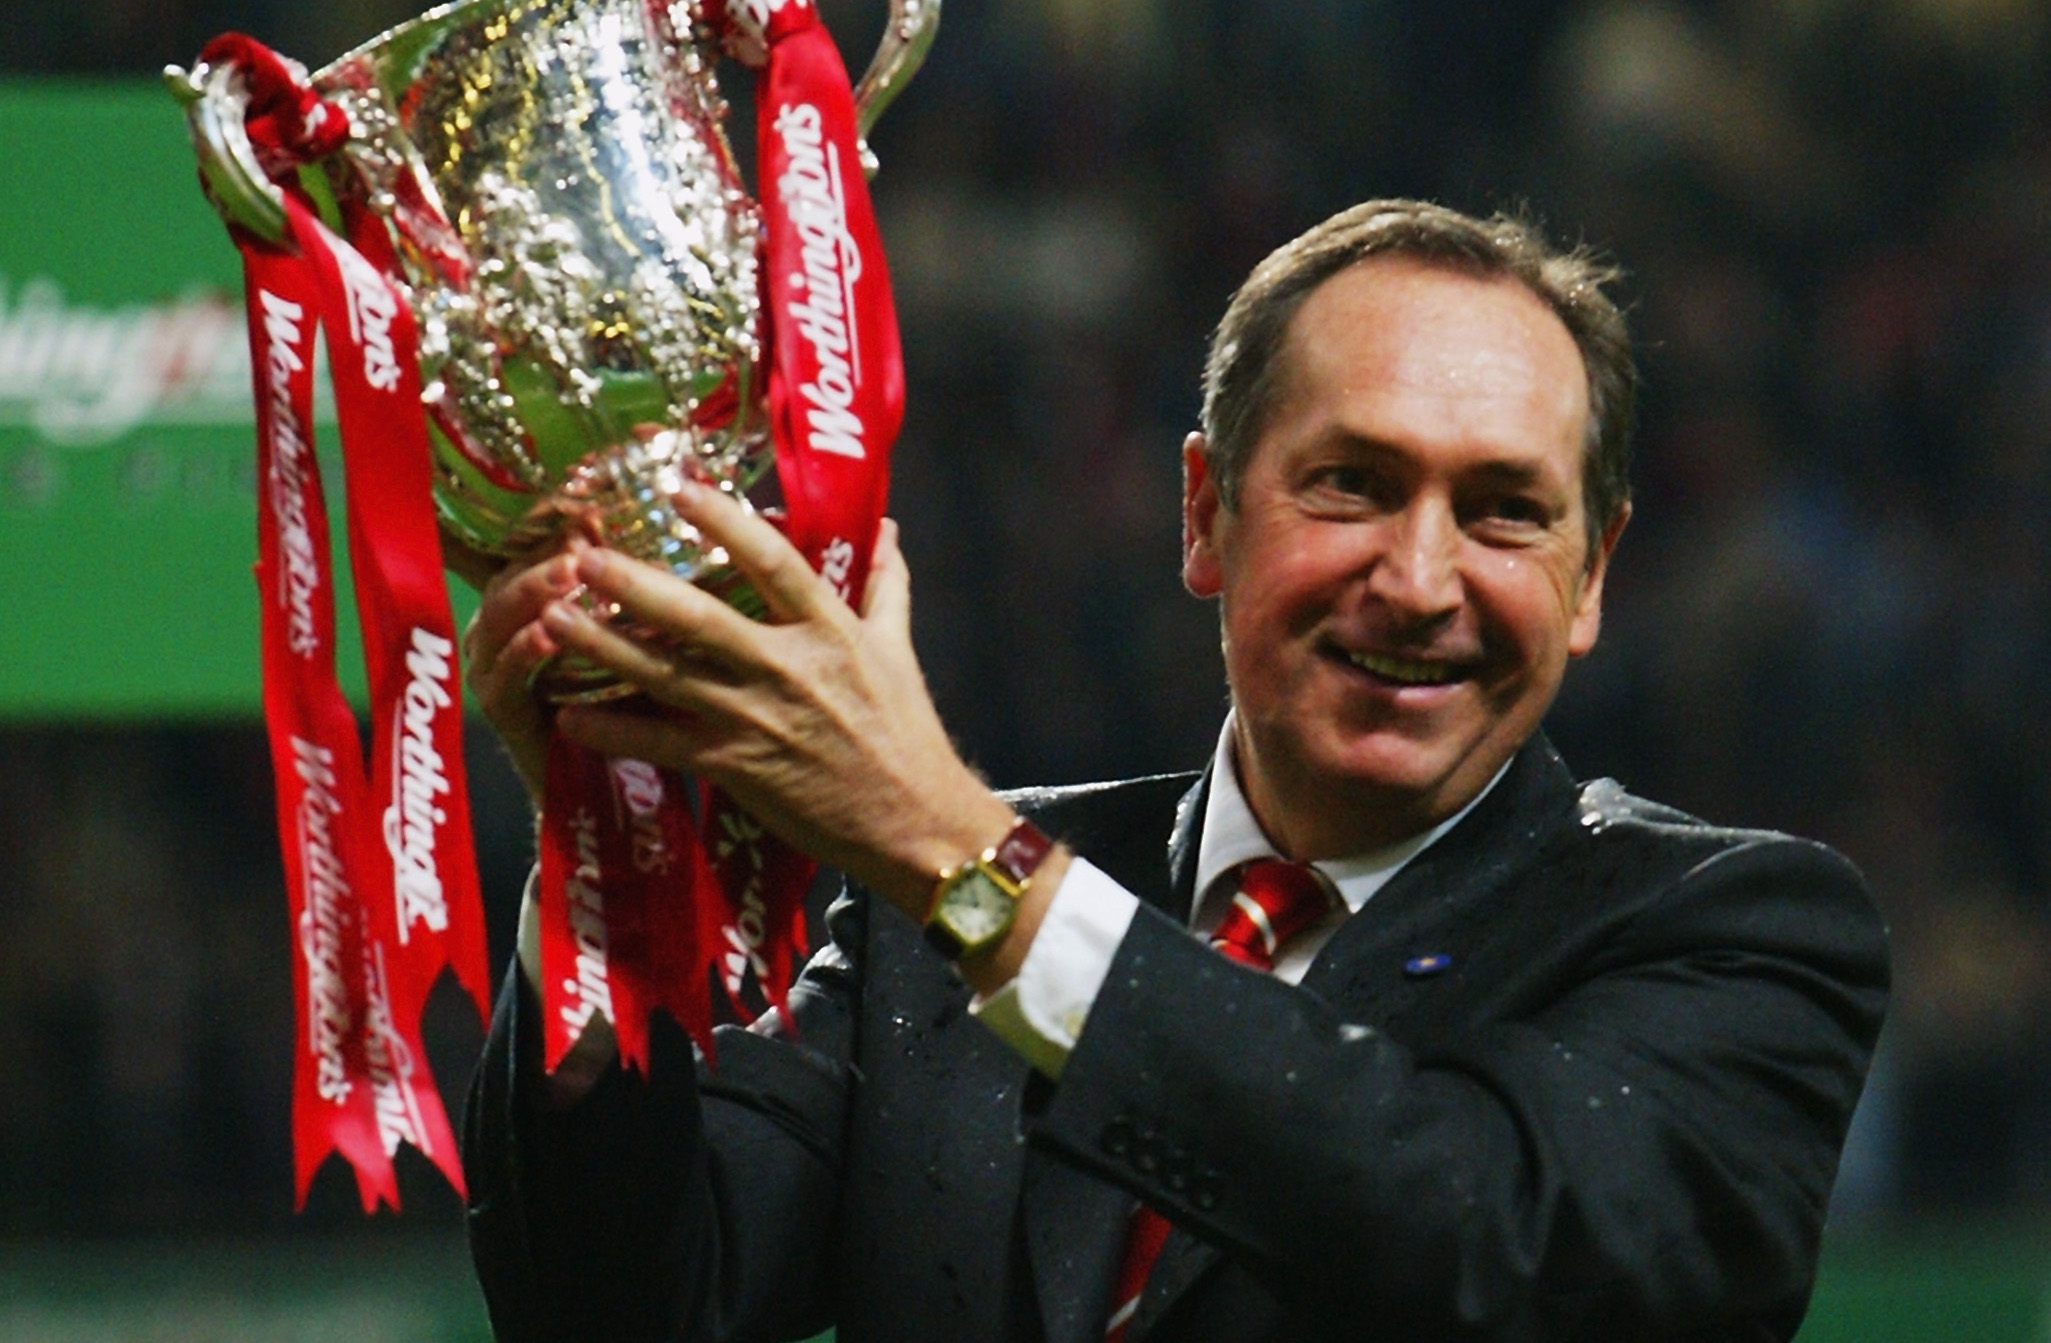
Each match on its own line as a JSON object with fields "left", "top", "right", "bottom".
{"left": 941, "top": 870, "right": 1015, "bottom": 951}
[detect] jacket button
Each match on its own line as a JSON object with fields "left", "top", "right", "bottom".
{"left": 1192, "top": 1170, "right": 1222, "bottom": 1210}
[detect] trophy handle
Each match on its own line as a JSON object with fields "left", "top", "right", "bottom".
{"left": 851, "top": 0, "right": 941, "bottom": 176}
{"left": 170, "top": 0, "right": 941, "bottom": 235}
{"left": 166, "top": 60, "right": 293, "bottom": 244}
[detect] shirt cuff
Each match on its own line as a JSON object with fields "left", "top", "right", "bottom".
{"left": 970, "top": 856, "right": 1138, "bottom": 1078}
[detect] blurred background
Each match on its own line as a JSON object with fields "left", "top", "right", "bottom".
{"left": 5, "top": 0, "right": 2051, "bottom": 1337}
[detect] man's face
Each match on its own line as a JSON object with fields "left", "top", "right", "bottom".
{"left": 1183, "top": 257, "right": 1624, "bottom": 858}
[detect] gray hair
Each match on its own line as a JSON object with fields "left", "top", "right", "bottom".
{"left": 1199, "top": 199, "right": 1635, "bottom": 557}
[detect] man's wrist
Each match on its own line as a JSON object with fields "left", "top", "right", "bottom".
{"left": 924, "top": 816, "right": 1058, "bottom": 961}
{"left": 955, "top": 845, "right": 1069, "bottom": 996}
{"left": 852, "top": 778, "right": 1019, "bottom": 913}
{"left": 831, "top": 782, "right": 1068, "bottom": 991}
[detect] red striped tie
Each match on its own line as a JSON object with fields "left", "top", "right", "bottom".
{"left": 1103, "top": 859, "right": 1335, "bottom": 1341}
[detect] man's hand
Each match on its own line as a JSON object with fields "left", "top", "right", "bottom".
{"left": 538, "top": 481, "right": 1026, "bottom": 923}
{"left": 460, "top": 539, "right": 587, "bottom": 804}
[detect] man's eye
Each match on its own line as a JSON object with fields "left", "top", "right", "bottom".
{"left": 1308, "top": 466, "right": 1381, "bottom": 501}
{"left": 1488, "top": 495, "right": 1552, "bottom": 524}
{"left": 1466, "top": 495, "right": 1555, "bottom": 534}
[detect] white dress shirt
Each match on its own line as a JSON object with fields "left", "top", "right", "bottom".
{"left": 972, "top": 715, "right": 1504, "bottom": 1077}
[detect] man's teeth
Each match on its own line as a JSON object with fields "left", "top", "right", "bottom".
{"left": 1348, "top": 651, "right": 1459, "bottom": 685}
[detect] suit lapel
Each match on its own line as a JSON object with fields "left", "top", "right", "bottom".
{"left": 1301, "top": 736, "right": 1577, "bottom": 1008}
{"left": 1133, "top": 740, "right": 1577, "bottom": 1340}
{"left": 1020, "top": 747, "right": 1574, "bottom": 1342}
{"left": 1019, "top": 771, "right": 1203, "bottom": 1343}
{"left": 1128, "top": 771, "right": 1224, "bottom": 1340}
{"left": 1162, "top": 770, "right": 1206, "bottom": 919}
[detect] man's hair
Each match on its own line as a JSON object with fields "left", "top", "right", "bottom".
{"left": 1199, "top": 199, "right": 1636, "bottom": 556}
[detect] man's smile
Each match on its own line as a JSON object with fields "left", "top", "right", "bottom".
{"left": 1335, "top": 645, "right": 1470, "bottom": 688}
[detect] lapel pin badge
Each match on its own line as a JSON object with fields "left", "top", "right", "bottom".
{"left": 1404, "top": 953, "right": 1453, "bottom": 978}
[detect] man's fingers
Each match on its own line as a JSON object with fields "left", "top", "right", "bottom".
{"left": 570, "top": 544, "right": 779, "bottom": 668}
{"left": 860, "top": 517, "right": 911, "bottom": 632}
{"left": 485, "top": 621, "right": 559, "bottom": 698}
{"left": 541, "top": 595, "right": 686, "bottom": 691}
{"left": 468, "top": 549, "right": 582, "bottom": 678}
{"left": 466, "top": 620, "right": 557, "bottom": 801}
{"left": 672, "top": 480, "right": 838, "bottom": 625}
{"left": 541, "top": 592, "right": 756, "bottom": 713}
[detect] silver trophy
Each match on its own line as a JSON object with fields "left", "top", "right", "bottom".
{"left": 169, "top": 0, "right": 937, "bottom": 696}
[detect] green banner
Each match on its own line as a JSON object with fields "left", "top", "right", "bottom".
{"left": 0, "top": 80, "right": 473, "bottom": 719}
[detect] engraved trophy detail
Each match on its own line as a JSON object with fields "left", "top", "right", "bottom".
{"left": 170, "top": 0, "right": 938, "bottom": 696}
{"left": 164, "top": 0, "right": 936, "bottom": 1210}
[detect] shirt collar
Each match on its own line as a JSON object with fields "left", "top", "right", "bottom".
{"left": 1192, "top": 712, "right": 1510, "bottom": 926}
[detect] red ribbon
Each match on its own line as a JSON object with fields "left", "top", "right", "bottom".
{"left": 212, "top": 34, "right": 486, "bottom": 1212}
{"left": 210, "top": 0, "right": 906, "bottom": 1175}
{"left": 753, "top": 0, "right": 904, "bottom": 597}
{"left": 536, "top": 0, "right": 903, "bottom": 1073}
{"left": 539, "top": 744, "right": 719, "bottom": 1070}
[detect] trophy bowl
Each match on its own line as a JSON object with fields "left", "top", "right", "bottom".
{"left": 170, "top": 0, "right": 936, "bottom": 697}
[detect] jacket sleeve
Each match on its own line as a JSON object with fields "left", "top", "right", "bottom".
{"left": 1026, "top": 835, "right": 1889, "bottom": 1341}
{"left": 462, "top": 888, "right": 869, "bottom": 1343}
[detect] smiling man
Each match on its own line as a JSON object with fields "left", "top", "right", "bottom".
{"left": 1187, "top": 249, "right": 1620, "bottom": 859}
{"left": 463, "top": 201, "right": 1887, "bottom": 1343}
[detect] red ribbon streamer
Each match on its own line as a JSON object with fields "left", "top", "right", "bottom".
{"left": 536, "top": 0, "right": 904, "bottom": 1072}
{"left": 210, "top": 0, "right": 907, "bottom": 1154}
{"left": 213, "top": 33, "right": 486, "bottom": 1211}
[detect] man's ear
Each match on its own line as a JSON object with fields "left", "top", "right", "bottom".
{"left": 1568, "top": 502, "right": 1630, "bottom": 658}
{"left": 1182, "top": 432, "right": 1224, "bottom": 598}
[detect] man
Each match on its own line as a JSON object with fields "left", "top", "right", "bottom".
{"left": 461, "top": 200, "right": 1887, "bottom": 1342}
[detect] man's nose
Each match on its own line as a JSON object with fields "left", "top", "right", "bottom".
{"left": 1367, "top": 500, "right": 1462, "bottom": 619}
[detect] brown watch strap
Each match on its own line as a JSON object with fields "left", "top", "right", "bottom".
{"left": 988, "top": 816, "right": 1056, "bottom": 888}
{"left": 922, "top": 815, "right": 1057, "bottom": 935}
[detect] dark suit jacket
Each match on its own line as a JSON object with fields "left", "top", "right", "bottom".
{"left": 464, "top": 736, "right": 1888, "bottom": 1343}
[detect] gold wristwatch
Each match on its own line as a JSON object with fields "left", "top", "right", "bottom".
{"left": 923, "top": 817, "right": 1055, "bottom": 961}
